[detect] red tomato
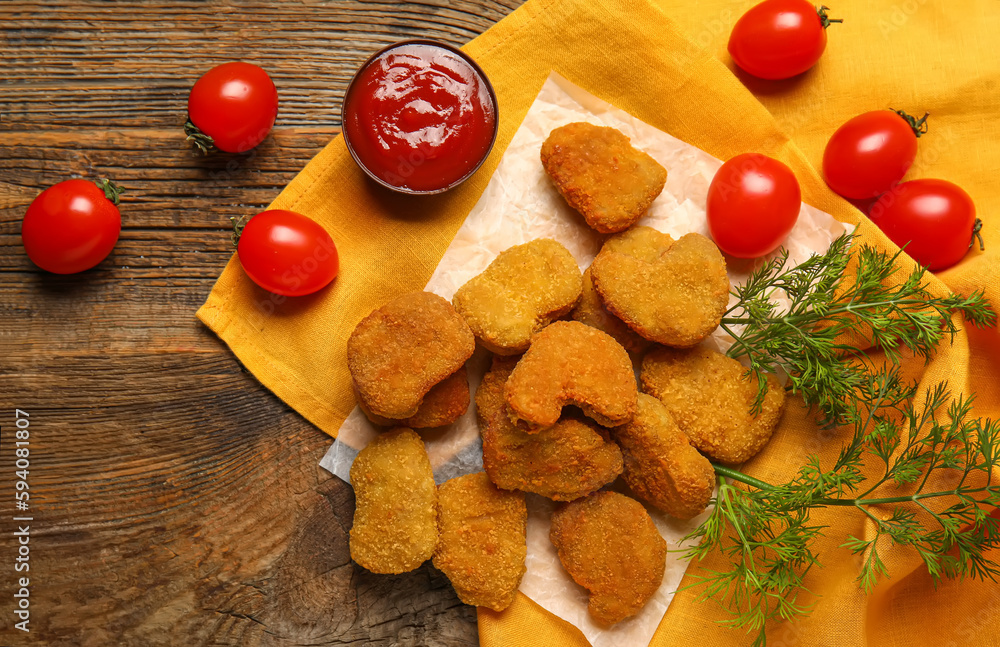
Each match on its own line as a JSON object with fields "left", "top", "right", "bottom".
{"left": 823, "top": 110, "right": 927, "bottom": 200}
{"left": 869, "top": 179, "right": 980, "bottom": 272}
{"left": 707, "top": 153, "right": 801, "bottom": 258}
{"left": 21, "top": 179, "right": 122, "bottom": 274}
{"left": 728, "top": 0, "right": 842, "bottom": 80}
{"left": 186, "top": 62, "right": 279, "bottom": 154}
{"left": 236, "top": 210, "right": 339, "bottom": 297}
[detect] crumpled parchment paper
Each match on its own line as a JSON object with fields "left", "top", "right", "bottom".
{"left": 320, "top": 71, "right": 852, "bottom": 647}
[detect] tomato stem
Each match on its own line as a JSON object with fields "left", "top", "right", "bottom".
{"left": 971, "top": 218, "right": 985, "bottom": 251}
{"left": 817, "top": 5, "right": 843, "bottom": 28}
{"left": 893, "top": 109, "right": 930, "bottom": 138}
{"left": 95, "top": 178, "right": 124, "bottom": 206}
{"left": 184, "top": 118, "right": 215, "bottom": 155}
{"left": 230, "top": 215, "right": 249, "bottom": 248}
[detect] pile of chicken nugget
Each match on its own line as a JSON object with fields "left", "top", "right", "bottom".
{"left": 344, "top": 122, "right": 787, "bottom": 625}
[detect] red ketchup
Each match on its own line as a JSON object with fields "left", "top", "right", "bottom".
{"left": 343, "top": 41, "right": 497, "bottom": 193}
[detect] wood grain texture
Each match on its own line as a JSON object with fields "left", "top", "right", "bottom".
{"left": 0, "top": 1, "right": 523, "bottom": 644}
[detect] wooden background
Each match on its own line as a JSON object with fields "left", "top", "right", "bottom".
{"left": 0, "top": 1, "right": 523, "bottom": 644}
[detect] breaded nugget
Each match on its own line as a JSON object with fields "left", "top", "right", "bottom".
{"left": 590, "top": 231, "right": 729, "bottom": 348}
{"left": 549, "top": 491, "right": 666, "bottom": 625}
{"left": 358, "top": 366, "right": 469, "bottom": 428}
{"left": 452, "top": 239, "right": 582, "bottom": 355}
{"left": 541, "top": 122, "right": 667, "bottom": 234}
{"left": 640, "top": 346, "right": 786, "bottom": 465}
{"left": 477, "top": 356, "right": 622, "bottom": 501}
{"left": 505, "top": 321, "right": 637, "bottom": 431}
{"left": 349, "top": 428, "right": 437, "bottom": 574}
{"left": 600, "top": 224, "right": 674, "bottom": 262}
{"left": 433, "top": 472, "right": 527, "bottom": 611}
{"left": 571, "top": 268, "right": 651, "bottom": 355}
{"left": 348, "top": 291, "right": 475, "bottom": 419}
{"left": 614, "top": 394, "right": 715, "bottom": 519}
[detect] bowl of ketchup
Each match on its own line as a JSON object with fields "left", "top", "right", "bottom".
{"left": 342, "top": 40, "right": 499, "bottom": 195}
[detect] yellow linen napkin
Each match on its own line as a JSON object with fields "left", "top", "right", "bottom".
{"left": 197, "top": 0, "right": 1000, "bottom": 644}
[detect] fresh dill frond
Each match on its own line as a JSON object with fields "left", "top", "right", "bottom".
{"left": 684, "top": 235, "right": 1000, "bottom": 646}
{"left": 722, "top": 233, "right": 996, "bottom": 426}
{"left": 689, "top": 383, "right": 1000, "bottom": 646}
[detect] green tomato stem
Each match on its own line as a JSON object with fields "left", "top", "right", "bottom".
{"left": 817, "top": 5, "right": 843, "bottom": 28}
{"left": 893, "top": 109, "right": 930, "bottom": 138}
{"left": 94, "top": 178, "right": 124, "bottom": 206}
{"left": 184, "top": 118, "right": 215, "bottom": 155}
{"left": 230, "top": 215, "right": 250, "bottom": 248}
{"left": 971, "top": 218, "right": 985, "bottom": 251}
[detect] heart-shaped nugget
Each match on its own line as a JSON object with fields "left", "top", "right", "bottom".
{"left": 549, "top": 491, "right": 666, "bottom": 625}
{"left": 505, "top": 320, "right": 636, "bottom": 431}
{"left": 590, "top": 231, "right": 729, "bottom": 348}
{"left": 453, "top": 239, "right": 582, "bottom": 355}
{"left": 541, "top": 122, "right": 667, "bottom": 234}
{"left": 348, "top": 291, "right": 475, "bottom": 419}
{"left": 641, "top": 345, "right": 786, "bottom": 465}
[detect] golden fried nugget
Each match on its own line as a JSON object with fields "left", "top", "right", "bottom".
{"left": 452, "top": 239, "right": 582, "bottom": 355}
{"left": 348, "top": 291, "right": 475, "bottom": 419}
{"left": 571, "top": 268, "right": 651, "bottom": 355}
{"left": 433, "top": 472, "right": 527, "bottom": 611}
{"left": 349, "top": 428, "right": 437, "bottom": 574}
{"left": 600, "top": 224, "right": 674, "bottom": 261}
{"left": 614, "top": 394, "right": 715, "bottom": 520}
{"left": 505, "top": 321, "right": 637, "bottom": 431}
{"left": 477, "top": 356, "right": 622, "bottom": 500}
{"left": 640, "top": 346, "right": 786, "bottom": 465}
{"left": 590, "top": 232, "right": 729, "bottom": 348}
{"left": 358, "top": 366, "right": 469, "bottom": 428}
{"left": 549, "top": 491, "right": 666, "bottom": 625}
{"left": 541, "top": 122, "right": 667, "bottom": 234}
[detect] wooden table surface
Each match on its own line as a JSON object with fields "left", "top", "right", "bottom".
{"left": 0, "top": 2, "right": 523, "bottom": 644}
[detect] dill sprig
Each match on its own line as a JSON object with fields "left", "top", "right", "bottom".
{"left": 683, "top": 234, "right": 1000, "bottom": 646}
{"left": 721, "top": 233, "right": 995, "bottom": 425}
{"left": 685, "top": 378, "right": 1000, "bottom": 646}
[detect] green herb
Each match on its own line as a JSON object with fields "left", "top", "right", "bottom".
{"left": 684, "top": 234, "right": 999, "bottom": 646}
{"left": 721, "top": 233, "right": 995, "bottom": 426}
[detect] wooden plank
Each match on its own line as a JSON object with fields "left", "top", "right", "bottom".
{"left": 0, "top": 0, "right": 522, "bottom": 130}
{"left": 0, "top": 0, "right": 524, "bottom": 643}
{"left": 0, "top": 127, "right": 340, "bottom": 230}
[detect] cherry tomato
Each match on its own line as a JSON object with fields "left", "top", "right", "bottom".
{"left": 236, "top": 210, "right": 339, "bottom": 296}
{"left": 823, "top": 110, "right": 927, "bottom": 200}
{"left": 186, "top": 62, "right": 279, "bottom": 154}
{"left": 21, "top": 179, "right": 122, "bottom": 274}
{"left": 728, "top": 1, "right": 842, "bottom": 80}
{"left": 869, "top": 179, "right": 981, "bottom": 272}
{"left": 707, "top": 153, "right": 801, "bottom": 258}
